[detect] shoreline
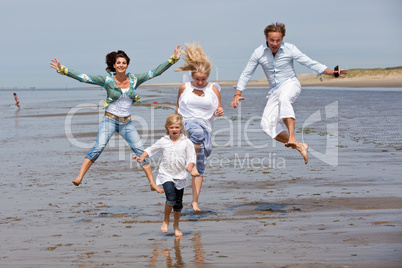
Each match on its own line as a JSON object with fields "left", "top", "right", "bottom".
{"left": 145, "top": 76, "right": 402, "bottom": 88}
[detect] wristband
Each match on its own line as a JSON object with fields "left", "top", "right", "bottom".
{"left": 57, "top": 65, "right": 68, "bottom": 75}
{"left": 168, "top": 55, "right": 180, "bottom": 64}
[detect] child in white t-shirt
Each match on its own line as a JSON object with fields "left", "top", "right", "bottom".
{"left": 133, "top": 113, "right": 196, "bottom": 237}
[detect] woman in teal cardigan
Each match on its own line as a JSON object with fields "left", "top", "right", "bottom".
{"left": 50, "top": 45, "right": 182, "bottom": 191}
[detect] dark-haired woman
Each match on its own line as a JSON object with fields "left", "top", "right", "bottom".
{"left": 50, "top": 45, "right": 182, "bottom": 191}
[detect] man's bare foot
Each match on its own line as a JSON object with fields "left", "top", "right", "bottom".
{"left": 192, "top": 202, "right": 201, "bottom": 212}
{"left": 297, "top": 143, "right": 309, "bottom": 164}
{"left": 72, "top": 179, "right": 81, "bottom": 186}
{"left": 174, "top": 228, "right": 183, "bottom": 237}
{"left": 150, "top": 184, "right": 164, "bottom": 193}
{"left": 161, "top": 221, "right": 169, "bottom": 233}
{"left": 191, "top": 166, "right": 200, "bottom": 177}
{"left": 285, "top": 139, "right": 297, "bottom": 149}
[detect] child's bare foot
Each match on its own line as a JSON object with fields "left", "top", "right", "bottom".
{"left": 297, "top": 143, "right": 309, "bottom": 164}
{"left": 192, "top": 202, "right": 201, "bottom": 212}
{"left": 174, "top": 228, "right": 183, "bottom": 237}
{"left": 72, "top": 179, "right": 82, "bottom": 186}
{"left": 191, "top": 166, "right": 200, "bottom": 177}
{"left": 161, "top": 221, "right": 169, "bottom": 233}
{"left": 150, "top": 184, "right": 164, "bottom": 193}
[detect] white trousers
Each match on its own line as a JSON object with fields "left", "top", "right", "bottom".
{"left": 260, "top": 79, "right": 301, "bottom": 138}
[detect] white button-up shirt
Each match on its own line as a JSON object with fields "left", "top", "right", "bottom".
{"left": 145, "top": 135, "right": 196, "bottom": 190}
{"left": 236, "top": 42, "right": 327, "bottom": 95}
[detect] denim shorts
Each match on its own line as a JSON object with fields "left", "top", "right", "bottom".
{"left": 163, "top": 181, "right": 184, "bottom": 212}
{"left": 85, "top": 116, "right": 149, "bottom": 165}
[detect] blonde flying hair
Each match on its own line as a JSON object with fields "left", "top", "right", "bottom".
{"left": 165, "top": 113, "right": 185, "bottom": 135}
{"left": 175, "top": 42, "right": 212, "bottom": 77}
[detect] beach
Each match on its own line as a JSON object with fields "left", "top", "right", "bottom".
{"left": 1, "top": 81, "right": 401, "bottom": 267}
{"left": 148, "top": 72, "right": 402, "bottom": 89}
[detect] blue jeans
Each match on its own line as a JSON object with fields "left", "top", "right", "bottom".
{"left": 85, "top": 116, "right": 149, "bottom": 165}
{"left": 163, "top": 182, "right": 184, "bottom": 212}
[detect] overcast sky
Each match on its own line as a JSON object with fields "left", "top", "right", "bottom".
{"left": 1, "top": 0, "right": 401, "bottom": 89}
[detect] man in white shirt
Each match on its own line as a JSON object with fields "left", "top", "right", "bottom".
{"left": 231, "top": 22, "right": 346, "bottom": 164}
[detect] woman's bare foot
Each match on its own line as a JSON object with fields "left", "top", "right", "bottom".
{"left": 161, "top": 220, "right": 169, "bottom": 233}
{"left": 150, "top": 184, "right": 164, "bottom": 193}
{"left": 191, "top": 166, "right": 200, "bottom": 177}
{"left": 72, "top": 179, "right": 82, "bottom": 186}
{"left": 297, "top": 143, "right": 309, "bottom": 164}
{"left": 192, "top": 202, "right": 201, "bottom": 212}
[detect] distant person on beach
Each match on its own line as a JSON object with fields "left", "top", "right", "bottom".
{"left": 50, "top": 45, "right": 182, "bottom": 190}
{"left": 13, "top": 93, "right": 20, "bottom": 109}
{"left": 133, "top": 113, "right": 196, "bottom": 237}
{"left": 231, "top": 22, "right": 347, "bottom": 164}
{"left": 175, "top": 42, "right": 224, "bottom": 212}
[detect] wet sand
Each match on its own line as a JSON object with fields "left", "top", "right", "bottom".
{"left": 1, "top": 86, "right": 401, "bottom": 267}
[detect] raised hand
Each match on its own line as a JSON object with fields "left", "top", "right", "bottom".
{"left": 173, "top": 44, "right": 183, "bottom": 58}
{"left": 333, "top": 65, "right": 348, "bottom": 78}
{"left": 338, "top": 68, "right": 348, "bottom": 78}
{"left": 50, "top": 58, "right": 61, "bottom": 71}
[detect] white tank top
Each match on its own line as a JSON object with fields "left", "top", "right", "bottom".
{"left": 106, "top": 88, "right": 132, "bottom": 117}
{"left": 178, "top": 82, "right": 219, "bottom": 132}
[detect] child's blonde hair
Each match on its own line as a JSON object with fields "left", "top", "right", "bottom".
{"left": 165, "top": 113, "right": 185, "bottom": 135}
{"left": 174, "top": 42, "right": 212, "bottom": 77}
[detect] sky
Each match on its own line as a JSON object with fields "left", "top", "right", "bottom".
{"left": 1, "top": 0, "right": 401, "bottom": 89}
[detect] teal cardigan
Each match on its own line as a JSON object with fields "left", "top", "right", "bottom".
{"left": 57, "top": 55, "right": 179, "bottom": 107}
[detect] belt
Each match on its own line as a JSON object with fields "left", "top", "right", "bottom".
{"left": 105, "top": 112, "right": 131, "bottom": 122}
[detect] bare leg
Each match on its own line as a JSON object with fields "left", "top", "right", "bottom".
{"left": 283, "top": 118, "right": 297, "bottom": 147}
{"left": 72, "top": 158, "right": 93, "bottom": 186}
{"left": 274, "top": 131, "right": 292, "bottom": 146}
{"left": 192, "top": 176, "right": 203, "bottom": 212}
{"left": 191, "top": 144, "right": 200, "bottom": 177}
{"left": 142, "top": 164, "right": 164, "bottom": 193}
{"left": 275, "top": 119, "right": 309, "bottom": 164}
{"left": 173, "top": 211, "right": 183, "bottom": 237}
{"left": 161, "top": 203, "right": 172, "bottom": 233}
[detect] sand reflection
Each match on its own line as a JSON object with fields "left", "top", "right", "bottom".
{"left": 149, "top": 232, "right": 205, "bottom": 267}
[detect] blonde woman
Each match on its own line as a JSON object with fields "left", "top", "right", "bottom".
{"left": 175, "top": 42, "right": 224, "bottom": 212}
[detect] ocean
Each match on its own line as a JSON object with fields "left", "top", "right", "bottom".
{"left": 1, "top": 85, "right": 401, "bottom": 267}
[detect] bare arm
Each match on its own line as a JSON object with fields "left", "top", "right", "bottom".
{"left": 175, "top": 83, "right": 186, "bottom": 113}
{"left": 212, "top": 85, "right": 224, "bottom": 116}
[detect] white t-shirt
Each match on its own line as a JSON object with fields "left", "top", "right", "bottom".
{"left": 106, "top": 87, "right": 132, "bottom": 117}
{"left": 177, "top": 82, "right": 219, "bottom": 132}
{"left": 145, "top": 135, "right": 196, "bottom": 190}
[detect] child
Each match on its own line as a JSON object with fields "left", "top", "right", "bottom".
{"left": 13, "top": 93, "right": 20, "bottom": 109}
{"left": 133, "top": 113, "right": 196, "bottom": 237}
